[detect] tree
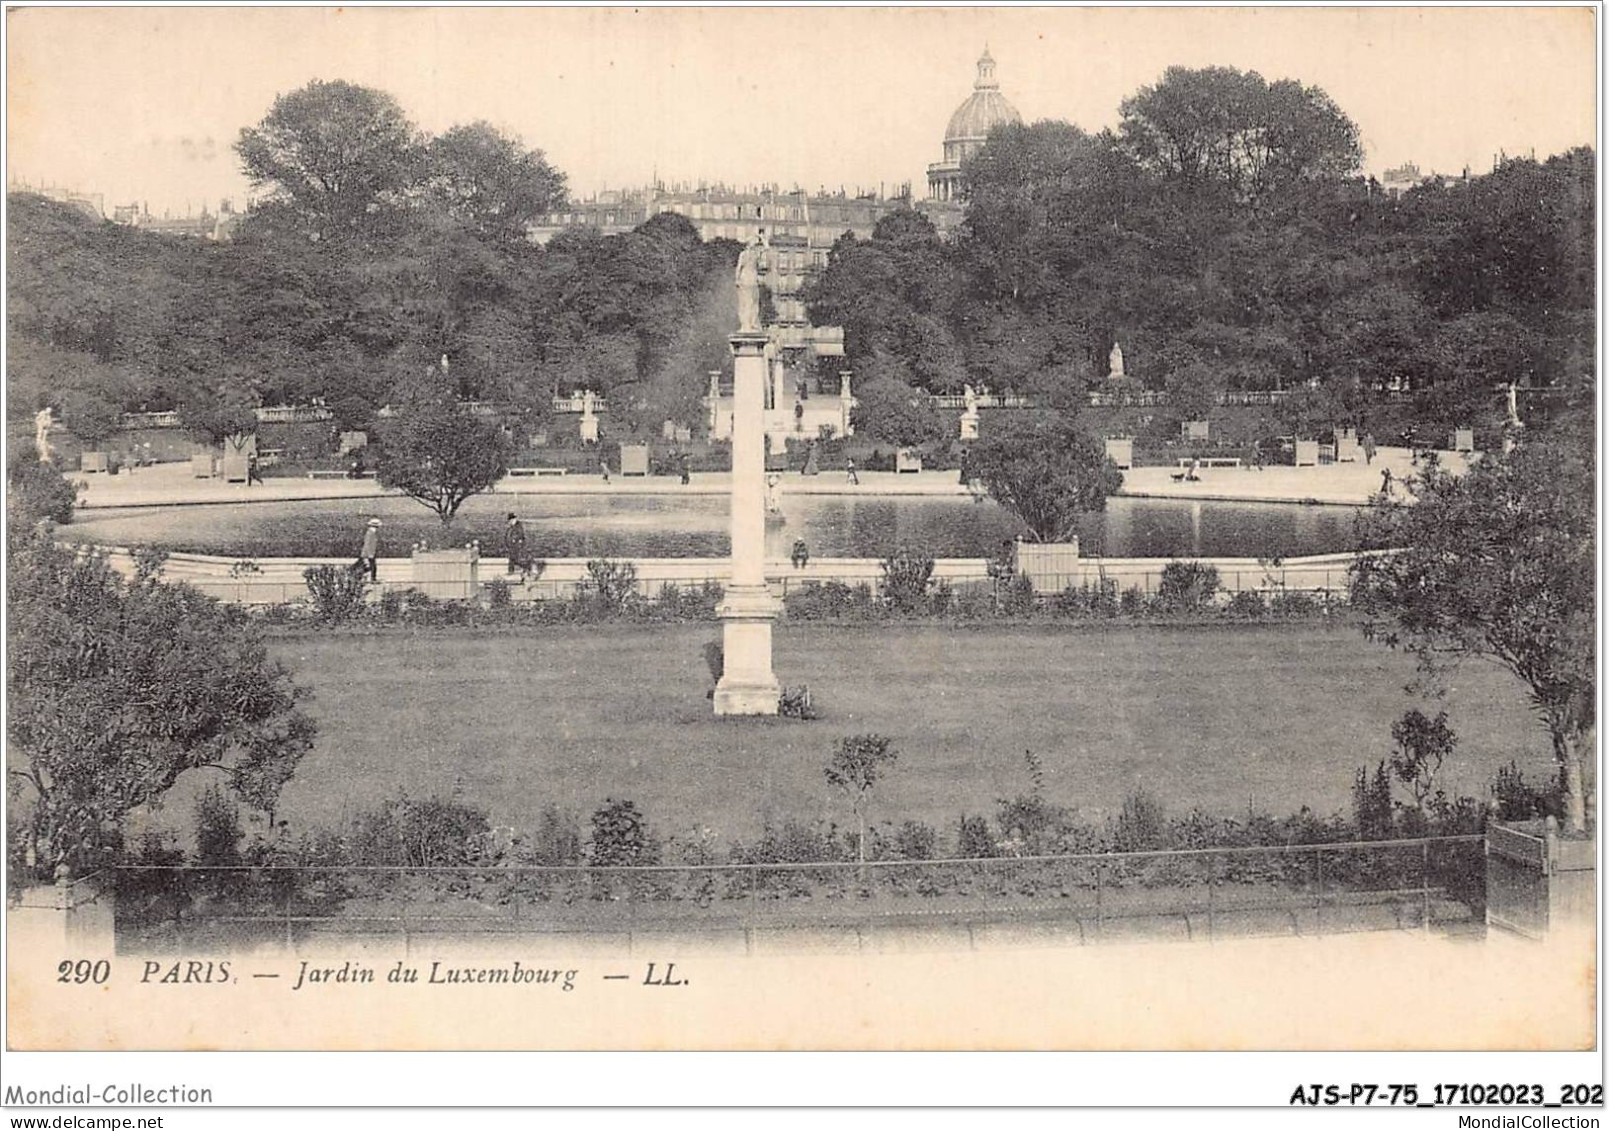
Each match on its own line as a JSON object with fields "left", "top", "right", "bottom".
{"left": 60, "top": 388, "right": 123, "bottom": 447}
{"left": 969, "top": 415, "right": 1124, "bottom": 542}
{"left": 849, "top": 352, "right": 946, "bottom": 447}
{"left": 235, "top": 80, "right": 422, "bottom": 242}
{"left": 1119, "top": 66, "right": 1360, "bottom": 200}
{"left": 824, "top": 734, "right": 900, "bottom": 866}
{"left": 1350, "top": 436, "right": 1595, "bottom": 831}
{"left": 1388, "top": 709, "right": 1457, "bottom": 813}
{"left": 179, "top": 382, "right": 259, "bottom": 447}
{"left": 424, "top": 122, "right": 567, "bottom": 248}
{"left": 7, "top": 529, "right": 316, "bottom": 877}
{"left": 375, "top": 385, "right": 512, "bottom": 525}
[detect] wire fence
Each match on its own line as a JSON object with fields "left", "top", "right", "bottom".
{"left": 111, "top": 836, "right": 1485, "bottom": 953}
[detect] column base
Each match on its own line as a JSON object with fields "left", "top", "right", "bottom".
{"left": 714, "top": 585, "right": 781, "bottom": 716}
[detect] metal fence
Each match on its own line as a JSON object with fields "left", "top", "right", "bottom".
{"left": 111, "top": 836, "right": 1484, "bottom": 953}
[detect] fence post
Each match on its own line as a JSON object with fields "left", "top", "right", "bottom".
{"left": 1095, "top": 859, "right": 1104, "bottom": 941}
{"left": 746, "top": 866, "right": 757, "bottom": 952}
{"left": 1315, "top": 850, "right": 1325, "bottom": 936}
{"left": 1421, "top": 839, "right": 1431, "bottom": 934}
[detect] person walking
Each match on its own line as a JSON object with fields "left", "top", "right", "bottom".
{"left": 1362, "top": 433, "right": 1377, "bottom": 466}
{"left": 679, "top": 453, "right": 691, "bottom": 486}
{"left": 246, "top": 450, "right": 263, "bottom": 487}
{"left": 1380, "top": 467, "right": 1394, "bottom": 497}
{"left": 503, "top": 513, "right": 530, "bottom": 578}
{"left": 845, "top": 457, "right": 859, "bottom": 486}
{"left": 357, "top": 518, "right": 381, "bottom": 583}
{"left": 600, "top": 456, "right": 611, "bottom": 485}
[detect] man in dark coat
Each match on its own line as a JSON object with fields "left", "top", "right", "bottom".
{"left": 504, "top": 513, "right": 531, "bottom": 577}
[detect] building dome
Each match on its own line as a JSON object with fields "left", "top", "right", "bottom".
{"left": 943, "top": 48, "right": 1022, "bottom": 148}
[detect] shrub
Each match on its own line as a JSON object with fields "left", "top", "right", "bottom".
{"left": 656, "top": 581, "right": 723, "bottom": 621}
{"left": 1157, "top": 560, "right": 1220, "bottom": 612}
{"left": 379, "top": 588, "right": 407, "bottom": 620}
{"left": 529, "top": 804, "right": 583, "bottom": 866}
{"left": 192, "top": 785, "right": 244, "bottom": 866}
{"left": 1352, "top": 761, "right": 1395, "bottom": 840}
{"left": 1055, "top": 577, "right": 1119, "bottom": 618}
{"left": 588, "top": 799, "right": 659, "bottom": 866}
{"left": 484, "top": 577, "right": 513, "bottom": 609}
{"left": 1118, "top": 586, "right": 1148, "bottom": 616}
{"left": 890, "top": 819, "right": 938, "bottom": 861}
{"left": 348, "top": 792, "right": 492, "bottom": 867}
{"left": 7, "top": 442, "right": 78, "bottom": 525}
{"left": 784, "top": 580, "right": 879, "bottom": 621}
{"left": 582, "top": 558, "right": 639, "bottom": 612}
{"left": 1001, "top": 571, "right": 1036, "bottom": 616}
{"left": 131, "top": 545, "right": 170, "bottom": 584}
{"left": 880, "top": 547, "right": 935, "bottom": 613}
{"left": 731, "top": 819, "right": 846, "bottom": 865}
{"left": 994, "top": 750, "right": 1072, "bottom": 855}
{"left": 1492, "top": 761, "right": 1564, "bottom": 823}
{"left": 778, "top": 684, "right": 817, "bottom": 720}
{"left": 956, "top": 814, "right": 996, "bottom": 859}
{"left": 1224, "top": 589, "right": 1267, "bottom": 618}
{"left": 928, "top": 579, "right": 953, "bottom": 615}
{"left": 303, "top": 564, "right": 369, "bottom": 624}
{"left": 1112, "top": 788, "right": 1169, "bottom": 852}
{"left": 1269, "top": 588, "right": 1319, "bottom": 618}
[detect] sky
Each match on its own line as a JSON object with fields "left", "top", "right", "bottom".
{"left": 6, "top": 6, "right": 1598, "bottom": 217}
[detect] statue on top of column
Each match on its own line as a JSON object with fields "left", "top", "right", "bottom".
{"left": 736, "top": 229, "right": 769, "bottom": 333}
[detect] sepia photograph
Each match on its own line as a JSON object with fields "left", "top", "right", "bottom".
{"left": 1, "top": 2, "right": 1601, "bottom": 1115}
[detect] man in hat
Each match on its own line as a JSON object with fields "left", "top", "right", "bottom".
{"left": 504, "top": 512, "right": 531, "bottom": 578}
{"left": 357, "top": 518, "right": 381, "bottom": 582}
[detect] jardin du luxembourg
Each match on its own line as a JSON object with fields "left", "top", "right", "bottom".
{"left": 2, "top": 6, "right": 1598, "bottom": 1055}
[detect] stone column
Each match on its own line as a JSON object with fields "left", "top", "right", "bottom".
{"left": 714, "top": 332, "right": 781, "bottom": 715}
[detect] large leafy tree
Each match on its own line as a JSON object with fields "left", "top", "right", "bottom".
{"left": 848, "top": 351, "right": 947, "bottom": 448}
{"left": 374, "top": 373, "right": 513, "bottom": 525}
{"left": 424, "top": 122, "right": 568, "bottom": 248}
{"left": 7, "top": 529, "right": 316, "bottom": 877}
{"left": 235, "top": 79, "right": 422, "bottom": 243}
{"left": 969, "top": 414, "right": 1124, "bottom": 543}
{"left": 1350, "top": 435, "right": 1596, "bottom": 831}
{"left": 1119, "top": 66, "right": 1361, "bottom": 200}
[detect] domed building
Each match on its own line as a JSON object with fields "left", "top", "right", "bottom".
{"left": 926, "top": 47, "right": 1022, "bottom": 202}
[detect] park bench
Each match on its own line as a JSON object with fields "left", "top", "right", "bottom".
{"left": 258, "top": 448, "right": 285, "bottom": 467}
{"left": 1176, "top": 457, "right": 1242, "bottom": 469}
{"left": 307, "top": 469, "right": 376, "bottom": 480}
{"left": 507, "top": 467, "right": 569, "bottom": 477}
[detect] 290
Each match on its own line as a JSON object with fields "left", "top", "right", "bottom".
{"left": 57, "top": 959, "right": 110, "bottom": 984}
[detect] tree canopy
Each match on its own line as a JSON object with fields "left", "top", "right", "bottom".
{"left": 968, "top": 415, "right": 1124, "bottom": 542}
{"left": 8, "top": 79, "right": 736, "bottom": 446}
{"left": 7, "top": 529, "right": 316, "bottom": 877}
{"left": 1350, "top": 434, "right": 1596, "bottom": 831}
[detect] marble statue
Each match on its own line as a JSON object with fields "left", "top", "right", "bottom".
{"left": 735, "top": 231, "right": 768, "bottom": 333}
{"left": 34, "top": 406, "right": 54, "bottom": 462}
{"left": 1108, "top": 341, "right": 1125, "bottom": 379}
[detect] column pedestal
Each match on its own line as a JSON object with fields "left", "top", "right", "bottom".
{"left": 714, "top": 585, "right": 781, "bottom": 715}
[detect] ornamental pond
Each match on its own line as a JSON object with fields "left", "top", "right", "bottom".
{"left": 63, "top": 493, "right": 1362, "bottom": 562}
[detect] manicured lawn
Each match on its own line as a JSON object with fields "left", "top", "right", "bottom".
{"left": 258, "top": 623, "right": 1554, "bottom": 846}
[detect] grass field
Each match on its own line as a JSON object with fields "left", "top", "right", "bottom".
{"left": 253, "top": 623, "right": 1554, "bottom": 847}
